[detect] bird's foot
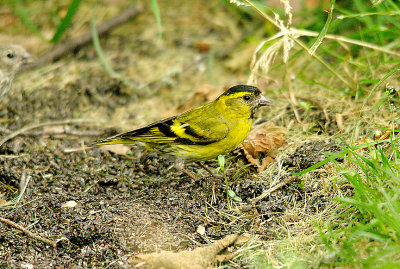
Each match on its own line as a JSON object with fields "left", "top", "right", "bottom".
{"left": 196, "top": 162, "right": 223, "bottom": 179}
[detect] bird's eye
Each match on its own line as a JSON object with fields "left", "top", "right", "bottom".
{"left": 243, "top": 95, "right": 251, "bottom": 101}
{"left": 7, "top": 53, "right": 15, "bottom": 59}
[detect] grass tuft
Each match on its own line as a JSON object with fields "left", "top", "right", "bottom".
{"left": 318, "top": 134, "right": 400, "bottom": 267}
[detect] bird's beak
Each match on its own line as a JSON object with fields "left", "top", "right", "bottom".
{"left": 257, "top": 94, "right": 272, "bottom": 107}
{"left": 21, "top": 51, "right": 35, "bottom": 65}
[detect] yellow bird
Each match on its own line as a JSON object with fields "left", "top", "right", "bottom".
{"left": 95, "top": 85, "right": 271, "bottom": 178}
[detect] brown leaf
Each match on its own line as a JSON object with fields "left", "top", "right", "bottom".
{"left": 240, "top": 122, "right": 287, "bottom": 172}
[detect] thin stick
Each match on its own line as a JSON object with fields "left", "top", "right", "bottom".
{"left": 25, "top": 129, "right": 101, "bottom": 137}
{"left": 0, "top": 127, "right": 101, "bottom": 137}
{"left": 181, "top": 167, "right": 199, "bottom": 181}
{"left": 0, "top": 154, "right": 28, "bottom": 159}
{"left": 0, "top": 216, "right": 57, "bottom": 248}
{"left": 21, "top": 4, "right": 144, "bottom": 71}
{"left": 0, "top": 118, "right": 99, "bottom": 147}
{"left": 251, "top": 176, "right": 296, "bottom": 204}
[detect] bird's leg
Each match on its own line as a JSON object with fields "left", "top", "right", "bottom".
{"left": 196, "top": 162, "right": 223, "bottom": 179}
{"left": 175, "top": 160, "right": 223, "bottom": 182}
{"left": 196, "top": 162, "right": 223, "bottom": 203}
{"left": 181, "top": 167, "right": 199, "bottom": 181}
{"left": 175, "top": 159, "right": 199, "bottom": 181}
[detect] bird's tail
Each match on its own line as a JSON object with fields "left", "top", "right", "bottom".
{"left": 92, "top": 134, "right": 136, "bottom": 146}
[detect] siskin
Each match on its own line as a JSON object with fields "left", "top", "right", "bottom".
{"left": 95, "top": 85, "right": 271, "bottom": 177}
{"left": 0, "top": 45, "right": 34, "bottom": 99}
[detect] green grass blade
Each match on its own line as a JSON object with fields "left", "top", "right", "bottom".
{"left": 310, "top": 0, "right": 335, "bottom": 55}
{"left": 51, "top": 0, "right": 82, "bottom": 43}
{"left": 150, "top": 0, "right": 163, "bottom": 39}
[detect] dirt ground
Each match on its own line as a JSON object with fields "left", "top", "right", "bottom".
{"left": 0, "top": 1, "right": 348, "bottom": 268}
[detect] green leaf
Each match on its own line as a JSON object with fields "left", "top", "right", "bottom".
{"left": 51, "top": 0, "right": 82, "bottom": 43}
{"left": 218, "top": 155, "right": 225, "bottom": 169}
{"left": 227, "top": 189, "right": 243, "bottom": 202}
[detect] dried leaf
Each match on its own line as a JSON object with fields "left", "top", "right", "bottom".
{"left": 240, "top": 121, "right": 287, "bottom": 171}
{"left": 101, "top": 144, "right": 131, "bottom": 155}
{"left": 129, "top": 233, "right": 247, "bottom": 269}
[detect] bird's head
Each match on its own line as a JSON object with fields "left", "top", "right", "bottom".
{"left": 217, "top": 85, "right": 272, "bottom": 119}
{"left": 0, "top": 45, "right": 34, "bottom": 74}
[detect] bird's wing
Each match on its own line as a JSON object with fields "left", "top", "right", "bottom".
{"left": 0, "top": 76, "right": 11, "bottom": 98}
{"left": 96, "top": 114, "right": 229, "bottom": 146}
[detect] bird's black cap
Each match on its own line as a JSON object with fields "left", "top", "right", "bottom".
{"left": 220, "top": 85, "right": 261, "bottom": 97}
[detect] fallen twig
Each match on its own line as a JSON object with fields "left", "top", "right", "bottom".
{"left": 0, "top": 154, "right": 28, "bottom": 159}
{"left": 0, "top": 216, "right": 57, "bottom": 248}
{"left": 0, "top": 126, "right": 101, "bottom": 137}
{"left": 251, "top": 176, "right": 297, "bottom": 204}
{"left": 0, "top": 118, "right": 100, "bottom": 147}
{"left": 22, "top": 4, "right": 144, "bottom": 71}
{"left": 27, "top": 129, "right": 101, "bottom": 137}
